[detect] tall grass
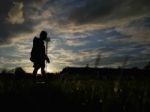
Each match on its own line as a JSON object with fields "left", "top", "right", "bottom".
{"left": 0, "top": 71, "right": 150, "bottom": 111}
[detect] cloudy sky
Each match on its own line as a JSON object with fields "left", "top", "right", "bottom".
{"left": 0, "top": 0, "right": 150, "bottom": 73}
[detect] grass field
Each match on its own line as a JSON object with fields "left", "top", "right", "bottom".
{"left": 0, "top": 72, "right": 150, "bottom": 112}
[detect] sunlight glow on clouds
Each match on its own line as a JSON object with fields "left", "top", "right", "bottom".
{"left": 6, "top": 2, "right": 24, "bottom": 24}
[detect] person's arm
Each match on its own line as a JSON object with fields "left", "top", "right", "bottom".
{"left": 45, "top": 55, "right": 50, "bottom": 63}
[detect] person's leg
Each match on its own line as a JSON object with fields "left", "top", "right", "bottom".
{"left": 41, "top": 66, "right": 47, "bottom": 81}
{"left": 41, "top": 62, "right": 46, "bottom": 77}
{"left": 41, "top": 66, "right": 45, "bottom": 76}
{"left": 33, "top": 66, "right": 39, "bottom": 77}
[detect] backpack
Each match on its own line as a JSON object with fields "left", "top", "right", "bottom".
{"left": 30, "top": 37, "right": 38, "bottom": 62}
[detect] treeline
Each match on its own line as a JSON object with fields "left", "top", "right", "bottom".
{"left": 60, "top": 67, "right": 150, "bottom": 80}
{"left": 0, "top": 66, "right": 150, "bottom": 80}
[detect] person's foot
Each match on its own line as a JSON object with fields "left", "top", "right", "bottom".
{"left": 43, "top": 75, "right": 48, "bottom": 82}
{"left": 32, "top": 75, "right": 37, "bottom": 81}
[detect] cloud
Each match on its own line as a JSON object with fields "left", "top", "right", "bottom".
{"left": 6, "top": 2, "right": 24, "bottom": 24}
{"left": 117, "top": 17, "right": 150, "bottom": 42}
{"left": 49, "top": 47, "right": 114, "bottom": 68}
{"left": 69, "top": 0, "right": 120, "bottom": 24}
{"left": 15, "top": 41, "right": 31, "bottom": 53}
{"left": 65, "top": 38, "right": 89, "bottom": 47}
{"left": 0, "top": 0, "right": 150, "bottom": 72}
{"left": 0, "top": 0, "right": 45, "bottom": 46}
{"left": 1, "top": 0, "right": 150, "bottom": 46}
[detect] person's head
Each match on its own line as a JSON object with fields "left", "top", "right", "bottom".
{"left": 40, "top": 31, "right": 47, "bottom": 40}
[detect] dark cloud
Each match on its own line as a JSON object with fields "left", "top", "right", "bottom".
{"left": 0, "top": 18, "right": 37, "bottom": 45}
{"left": 69, "top": 0, "right": 121, "bottom": 23}
{"left": 128, "top": 17, "right": 150, "bottom": 28}
{"left": 69, "top": 0, "right": 150, "bottom": 24}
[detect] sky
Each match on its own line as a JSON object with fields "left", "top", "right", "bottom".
{"left": 0, "top": 0, "right": 150, "bottom": 73}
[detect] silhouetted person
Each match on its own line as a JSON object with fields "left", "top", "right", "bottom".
{"left": 30, "top": 31, "right": 50, "bottom": 77}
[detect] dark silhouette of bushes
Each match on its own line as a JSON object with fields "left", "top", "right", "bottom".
{"left": 15, "top": 67, "right": 26, "bottom": 75}
{"left": 144, "top": 61, "right": 150, "bottom": 70}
